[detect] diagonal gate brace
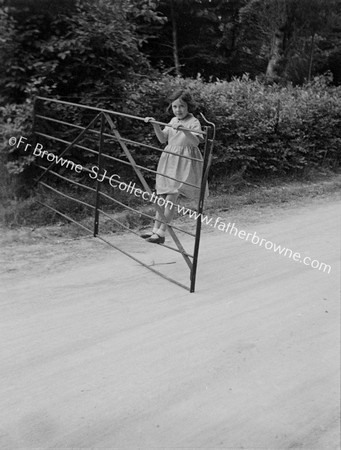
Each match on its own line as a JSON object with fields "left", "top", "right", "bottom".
{"left": 32, "top": 97, "right": 215, "bottom": 292}
{"left": 104, "top": 113, "right": 193, "bottom": 271}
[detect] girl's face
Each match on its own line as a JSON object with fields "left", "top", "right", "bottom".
{"left": 172, "top": 98, "right": 189, "bottom": 120}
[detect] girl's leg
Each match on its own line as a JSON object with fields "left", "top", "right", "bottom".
{"left": 141, "top": 194, "right": 165, "bottom": 238}
{"left": 153, "top": 194, "right": 166, "bottom": 232}
{"left": 145, "top": 193, "right": 178, "bottom": 243}
{"left": 147, "top": 193, "right": 178, "bottom": 243}
{"left": 158, "top": 193, "right": 178, "bottom": 234}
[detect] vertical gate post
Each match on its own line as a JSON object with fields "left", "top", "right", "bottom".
{"left": 94, "top": 113, "right": 105, "bottom": 236}
{"left": 33, "top": 96, "right": 216, "bottom": 292}
{"left": 190, "top": 126, "right": 211, "bottom": 293}
{"left": 31, "top": 97, "right": 38, "bottom": 154}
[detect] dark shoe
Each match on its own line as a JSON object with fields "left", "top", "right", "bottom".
{"left": 146, "top": 233, "right": 165, "bottom": 244}
{"left": 140, "top": 232, "right": 153, "bottom": 239}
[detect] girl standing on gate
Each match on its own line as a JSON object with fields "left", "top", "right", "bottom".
{"left": 141, "top": 89, "right": 207, "bottom": 244}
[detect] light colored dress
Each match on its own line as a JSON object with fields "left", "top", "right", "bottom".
{"left": 156, "top": 113, "right": 207, "bottom": 201}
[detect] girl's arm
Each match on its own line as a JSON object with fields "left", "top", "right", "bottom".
{"left": 144, "top": 117, "right": 168, "bottom": 144}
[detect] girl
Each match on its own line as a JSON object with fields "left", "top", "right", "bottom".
{"left": 142, "top": 89, "right": 206, "bottom": 244}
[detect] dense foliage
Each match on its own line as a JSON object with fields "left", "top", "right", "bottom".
{"left": 5, "top": 75, "right": 339, "bottom": 189}
{"left": 103, "top": 74, "right": 341, "bottom": 181}
{"left": 0, "top": 0, "right": 340, "bottom": 206}
{"left": 0, "top": 0, "right": 164, "bottom": 104}
{"left": 140, "top": 0, "right": 341, "bottom": 83}
{"left": 1, "top": 0, "right": 340, "bottom": 106}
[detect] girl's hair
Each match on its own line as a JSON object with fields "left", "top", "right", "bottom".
{"left": 166, "top": 89, "right": 197, "bottom": 113}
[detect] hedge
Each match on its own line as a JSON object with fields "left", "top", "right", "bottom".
{"left": 1, "top": 74, "right": 340, "bottom": 199}
{"left": 121, "top": 74, "right": 341, "bottom": 182}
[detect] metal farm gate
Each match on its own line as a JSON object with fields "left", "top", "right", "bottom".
{"left": 32, "top": 97, "right": 215, "bottom": 292}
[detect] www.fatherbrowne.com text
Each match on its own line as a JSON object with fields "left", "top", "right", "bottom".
{"left": 10, "top": 136, "right": 332, "bottom": 274}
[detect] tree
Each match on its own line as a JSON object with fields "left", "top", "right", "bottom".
{"left": 239, "top": 0, "right": 341, "bottom": 83}
{"left": 141, "top": 0, "right": 248, "bottom": 79}
{"left": 170, "top": 0, "right": 181, "bottom": 76}
{"left": 0, "top": 0, "right": 160, "bottom": 105}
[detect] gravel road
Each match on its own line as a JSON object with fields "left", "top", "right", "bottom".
{"left": 0, "top": 198, "right": 339, "bottom": 449}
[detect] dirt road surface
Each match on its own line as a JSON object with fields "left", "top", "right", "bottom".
{"left": 0, "top": 198, "right": 340, "bottom": 449}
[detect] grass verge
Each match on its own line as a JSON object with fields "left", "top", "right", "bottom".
{"left": 1, "top": 170, "right": 340, "bottom": 241}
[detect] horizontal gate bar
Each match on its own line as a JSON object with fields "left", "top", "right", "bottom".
{"left": 36, "top": 96, "right": 207, "bottom": 136}
{"left": 38, "top": 181, "right": 95, "bottom": 210}
{"left": 33, "top": 99, "right": 216, "bottom": 292}
{"left": 35, "top": 200, "right": 190, "bottom": 291}
{"left": 38, "top": 177, "right": 195, "bottom": 259}
{"left": 104, "top": 112, "right": 193, "bottom": 271}
{"left": 35, "top": 131, "right": 202, "bottom": 190}
{"left": 35, "top": 163, "right": 195, "bottom": 239}
{"left": 35, "top": 113, "right": 102, "bottom": 184}
{"left": 35, "top": 114, "right": 204, "bottom": 163}
{"left": 97, "top": 190, "right": 196, "bottom": 239}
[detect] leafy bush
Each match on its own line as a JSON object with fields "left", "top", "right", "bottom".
{"left": 0, "top": 98, "right": 36, "bottom": 201}
{"left": 121, "top": 73, "right": 341, "bottom": 181}
{"left": 0, "top": 0, "right": 160, "bottom": 105}
{"left": 1, "top": 74, "right": 340, "bottom": 217}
